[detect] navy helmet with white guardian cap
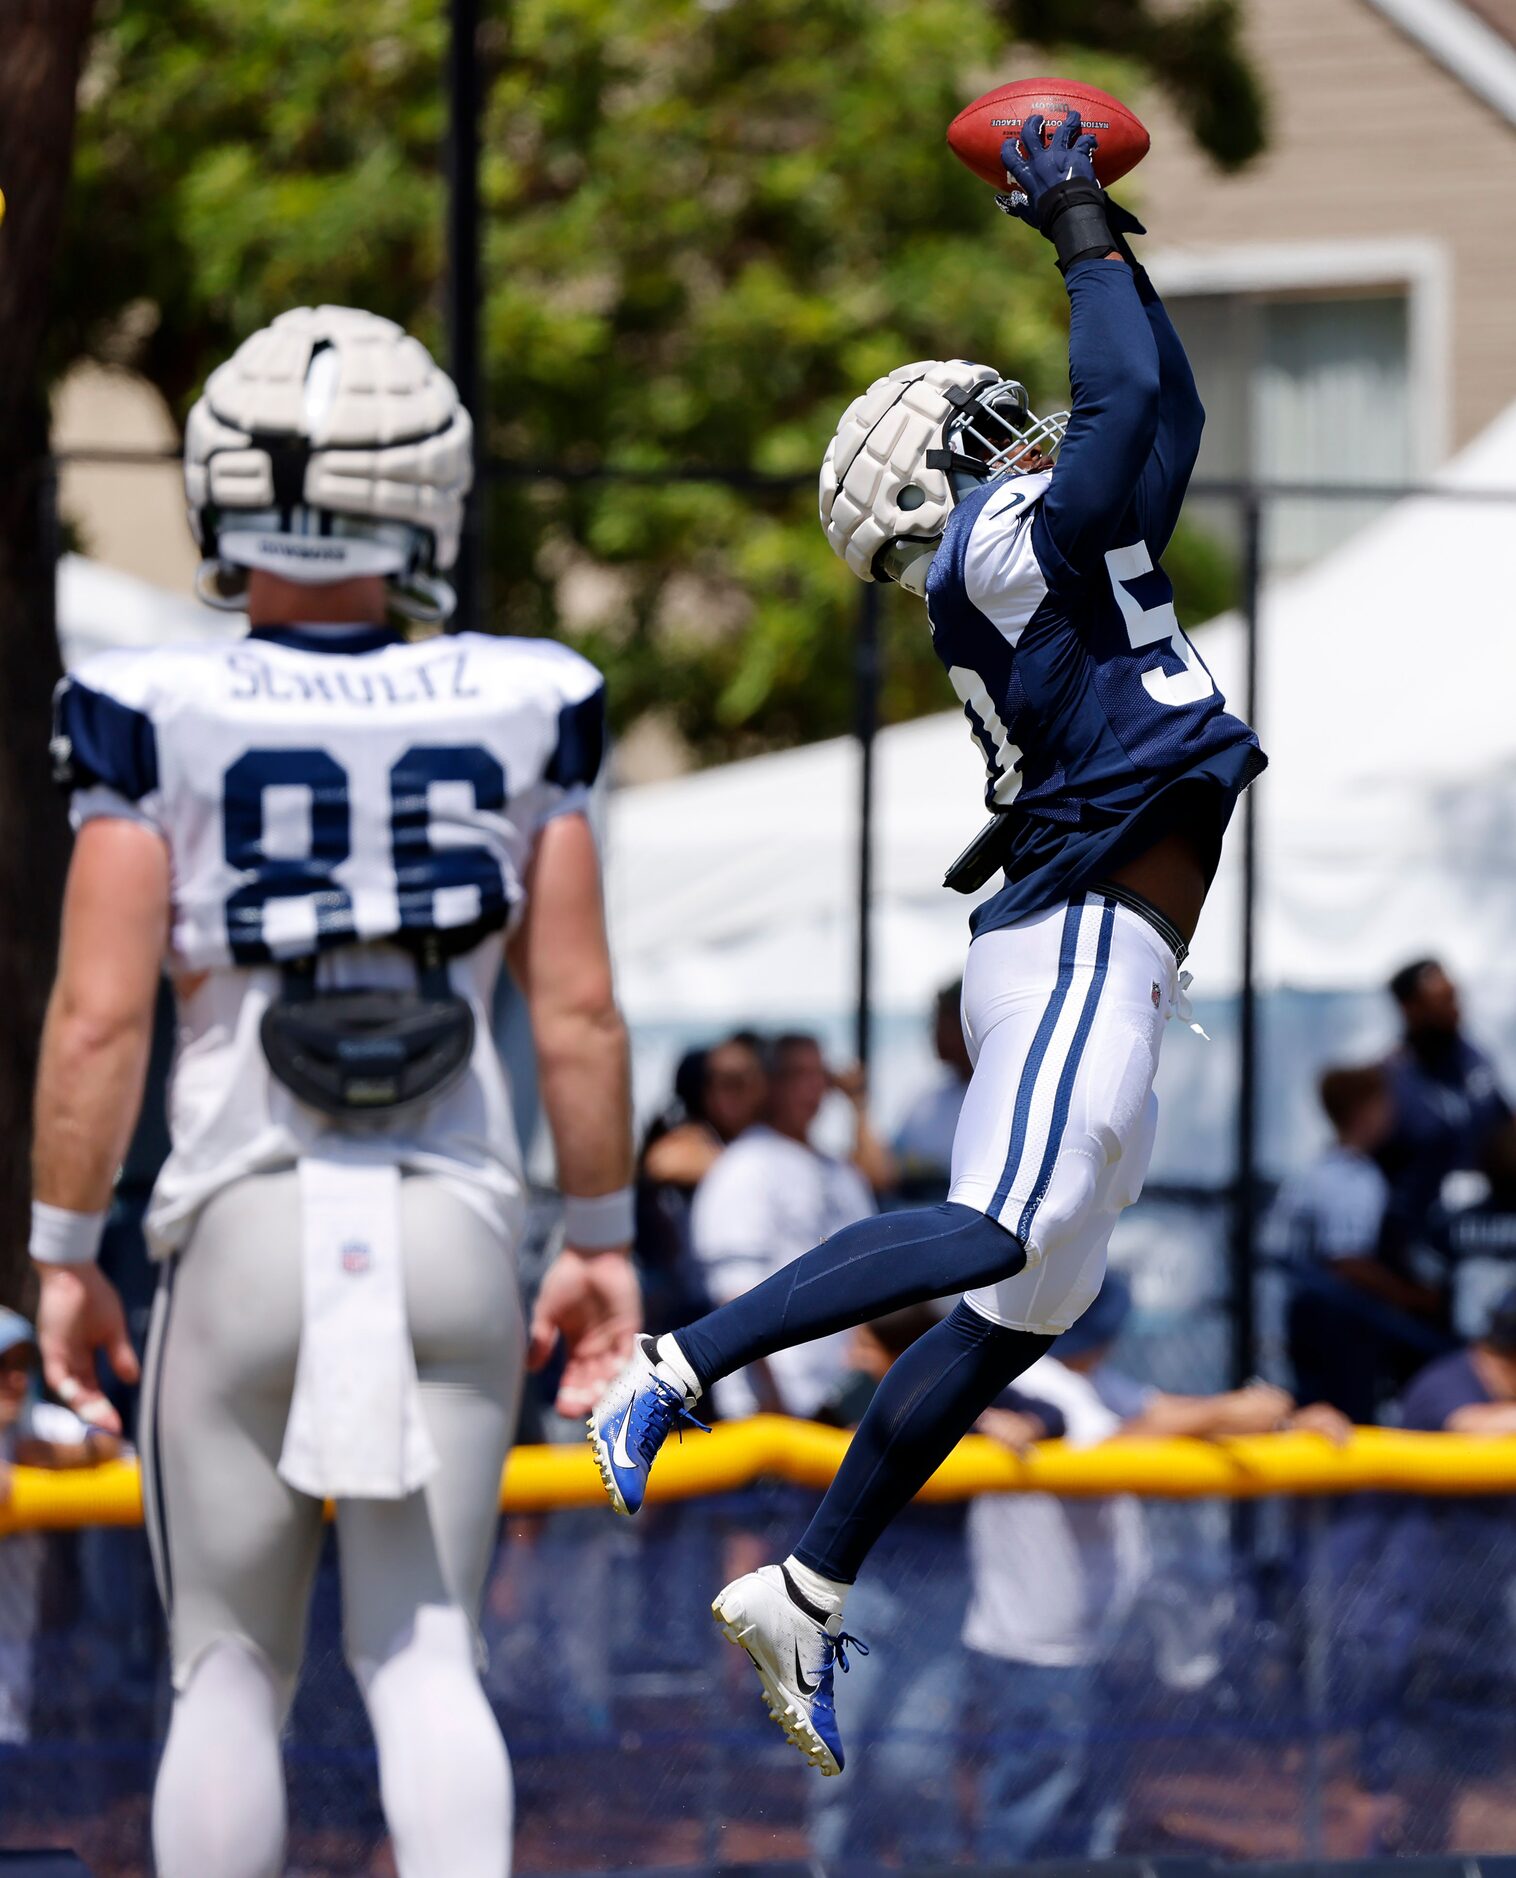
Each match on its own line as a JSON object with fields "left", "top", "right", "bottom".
{"left": 819, "top": 360, "right": 1067, "bottom": 594}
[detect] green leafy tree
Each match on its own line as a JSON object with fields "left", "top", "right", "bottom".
{"left": 58, "top": 0, "right": 1263, "bottom": 763}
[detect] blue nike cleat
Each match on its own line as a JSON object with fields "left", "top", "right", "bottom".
{"left": 587, "top": 1334, "right": 706, "bottom": 1516}
{"left": 712, "top": 1564, "right": 869, "bottom": 1775}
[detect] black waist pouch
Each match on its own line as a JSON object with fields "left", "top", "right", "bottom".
{"left": 260, "top": 956, "right": 475, "bottom": 1120}
{"left": 944, "top": 812, "right": 1018, "bottom": 894}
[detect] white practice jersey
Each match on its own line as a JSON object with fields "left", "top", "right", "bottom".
{"left": 54, "top": 624, "right": 607, "bottom": 1253}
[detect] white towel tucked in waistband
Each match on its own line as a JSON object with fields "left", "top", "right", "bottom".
{"left": 278, "top": 1155, "right": 439, "bottom": 1500}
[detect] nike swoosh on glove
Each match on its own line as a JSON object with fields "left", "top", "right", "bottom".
{"left": 997, "top": 110, "right": 1099, "bottom": 224}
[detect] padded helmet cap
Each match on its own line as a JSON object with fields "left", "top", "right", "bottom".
{"left": 184, "top": 306, "right": 473, "bottom": 615}
{"left": 818, "top": 360, "right": 1066, "bottom": 587}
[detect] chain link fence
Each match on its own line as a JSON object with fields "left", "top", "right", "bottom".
{"left": 6, "top": 1478, "right": 1516, "bottom": 1874}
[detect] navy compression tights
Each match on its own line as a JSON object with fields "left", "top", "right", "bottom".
{"left": 675, "top": 1200, "right": 1029, "bottom": 1389}
{"left": 795, "top": 1301, "right": 1052, "bottom": 1583}
{"left": 672, "top": 1202, "right": 1048, "bottom": 1584}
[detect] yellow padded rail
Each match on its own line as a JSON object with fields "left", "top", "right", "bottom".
{"left": 4, "top": 1417, "right": 1514, "bottom": 1535}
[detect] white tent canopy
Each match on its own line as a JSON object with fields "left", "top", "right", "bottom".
{"left": 1201, "top": 399, "right": 1516, "bottom": 1001}
{"left": 605, "top": 713, "right": 989, "bottom": 1026}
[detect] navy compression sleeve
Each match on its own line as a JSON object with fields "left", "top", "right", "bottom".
{"left": 1131, "top": 272, "right": 1205, "bottom": 555}
{"left": 1036, "top": 259, "right": 1161, "bottom": 583}
{"left": 673, "top": 1202, "right": 1028, "bottom": 1393}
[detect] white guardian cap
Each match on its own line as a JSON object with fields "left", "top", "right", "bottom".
{"left": 818, "top": 360, "right": 1067, "bottom": 595}
{"left": 184, "top": 306, "right": 473, "bottom": 622}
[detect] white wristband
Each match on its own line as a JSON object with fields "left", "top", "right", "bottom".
{"left": 561, "top": 1188, "right": 634, "bottom": 1251}
{"left": 30, "top": 1202, "right": 107, "bottom": 1267}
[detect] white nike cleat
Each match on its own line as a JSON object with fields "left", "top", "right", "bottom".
{"left": 711, "top": 1563, "right": 868, "bottom": 1776}
{"left": 587, "top": 1334, "right": 705, "bottom": 1516}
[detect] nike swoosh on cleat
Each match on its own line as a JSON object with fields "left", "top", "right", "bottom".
{"left": 793, "top": 1645, "right": 818, "bottom": 1696}
{"left": 611, "top": 1407, "right": 637, "bottom": 1472}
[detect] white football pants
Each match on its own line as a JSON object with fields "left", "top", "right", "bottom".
{"left": 141, "top": 1170, "right": 524, "bottom": 1878}
{"left": 950, "top": 892, "right": 1179, "bottom": 1335}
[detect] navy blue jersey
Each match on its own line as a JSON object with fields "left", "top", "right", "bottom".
{"left": 1380, "top": 1035, "right": 1510, "bottom": 1240}
{"left": 925, "top": 260, "right": 1265, "bottom": 934}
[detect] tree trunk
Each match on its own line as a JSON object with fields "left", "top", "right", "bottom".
{"left": 0, "top": 2, "right": 97, "bottom": 1306}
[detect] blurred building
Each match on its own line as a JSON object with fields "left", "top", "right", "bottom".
{"left": 1140, "top": 0, "right": 1516, "bottom": 570}
{"left": 52, "top": 363, "right": 196, "bottom": 592}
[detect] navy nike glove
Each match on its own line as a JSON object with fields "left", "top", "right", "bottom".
{"left": 997, "top": 110, "right": 1099, "bottom": 220}
{"left": 996, "top": 110, "right": 1120, "bottom": 274}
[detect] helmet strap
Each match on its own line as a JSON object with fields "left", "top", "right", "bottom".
{"left": 925, "top": 447, "right": 988, "bottom": 477}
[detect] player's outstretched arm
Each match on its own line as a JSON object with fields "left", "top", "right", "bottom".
{"left": 1131, "top": 295, "right": 1205, "bottom": 556}
{"left": 31, "top": 818, "right": 168, "bottom": 1429}
{"left": 1038, "top": 261, "right": 1163, "bottom": 578}
{"left": 1110, "top": 207, "right": 1206, "bottom": 556}
{"left": 1000, "top": 113, "right": 1162, "bottom": 579}
{"left": 509, "top": 810, "right": 641, "bottom": 1417}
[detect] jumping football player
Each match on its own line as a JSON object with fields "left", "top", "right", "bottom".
{"left": 589, "top": 114, "right": 1265, "bottom": 1774}
{"left": 30, "top": 308, "right": 640, "bottom": 1878}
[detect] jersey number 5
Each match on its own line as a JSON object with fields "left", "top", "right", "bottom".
{"left": 1104, "top": 543, "right": 1215, "bottom": 708}
{"left": 223, "top": 745, "right": 508, "bottom": 963}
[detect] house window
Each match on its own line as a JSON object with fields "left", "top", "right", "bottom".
{"left": 1166, "top": 291, "right": 1414, "bottom": 572}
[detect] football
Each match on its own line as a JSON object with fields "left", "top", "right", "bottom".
{"left": 947, "top": 77, "right": 1150, "bottom": 194}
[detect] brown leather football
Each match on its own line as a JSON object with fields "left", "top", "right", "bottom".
{"left": 947, "top": 77, "right": 1150, "bottom": 193}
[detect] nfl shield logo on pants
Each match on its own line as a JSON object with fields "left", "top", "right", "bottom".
{"left": 341, "top": 1240, "right": 371, "bottom": 1275}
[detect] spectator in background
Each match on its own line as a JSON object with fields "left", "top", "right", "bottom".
{"left": 892, "top": 980, "right": 973, "bottom": 1203}
{"left": 0, "top": 1310, "right": 120, "bottom": 1745}
{"left": 1397, "top": 1283, "right": 1516, "bottom": 1434}
{"left": 811, "top": 1306, "right": 942, "bottom": 1431}
{"left": 690, "top": 1033, "right": 876, "bottom": 1418}
{"left": 1269, "top": 1064, "right": 1449, "bottom": 1422}
{"left": 0, "top": 1312, "right": 121, "bottom": 1475}
{"left": 635, "top": 1032, "right": 769, "bottom": 1332}
{"left": 1380, "top": 959, "right": 1509, "bottom": 1254}
{"left": 964, "top": 1277, "right": 1346, "bottom": 1863}
{"left": 642, "top": 1033, "right": 770, "bottom": 1191}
